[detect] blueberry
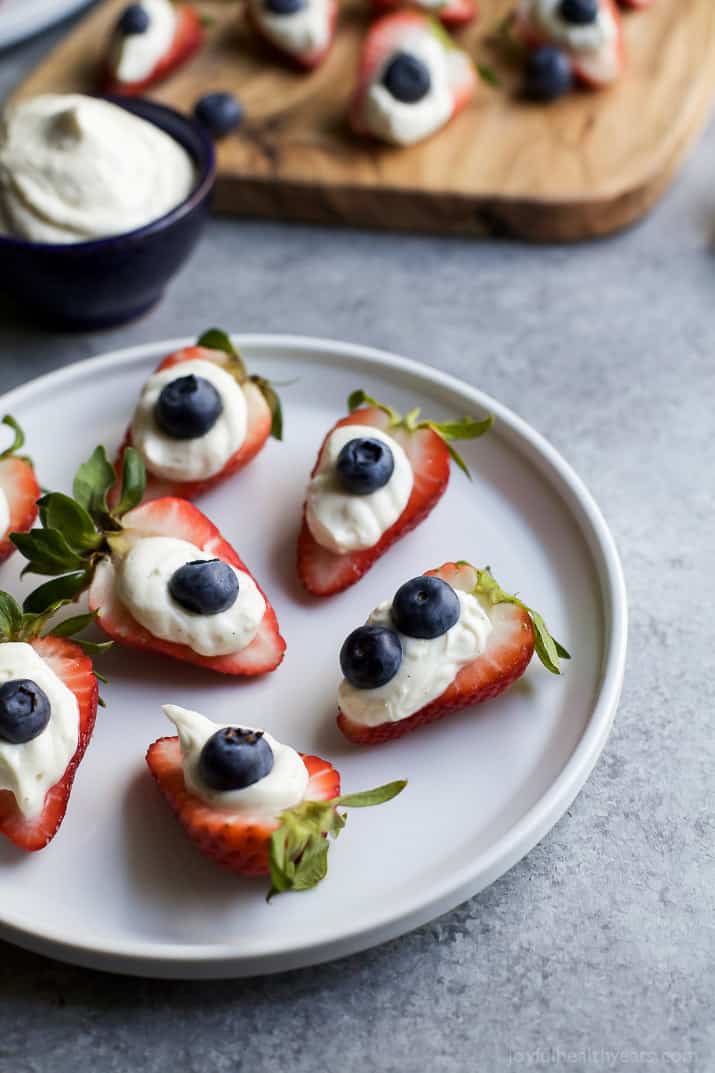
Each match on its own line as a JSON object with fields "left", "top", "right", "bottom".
{"left": 391, "top": 576, "right": 460, "bottom": 640}
{"left": 340, "top": 626, "right": 402, "bottom": 689}
{"left": 335, "top": 437, "right": 395, "bottom": 496}
{"left": 524, "top": 46, "right": 572, "bottom": 101}
{"left": 264, "top": 0, "right": 305, "bottom": 13}
{"left": 558, "top": 0, "right": 598, "bottom": 25}
{"left": 169, "top": 559, "right": 239, "bottom": 616}
{"left": 155, "top": 374, "right": 223, "bottom": 439}
{"left": 198, "top": 728, "right": 274, "bottom": 792}
{"left": 117, "top": 3, "right": 150, "bottom": 34}
{"left": 382, "top": 52, "right": 431, "bottom": 104}
{"left": 0, "top": 679, "right": 51, "bottom": 744}
{"left": 194, "top": 93, "right": 244, "bottom": 139}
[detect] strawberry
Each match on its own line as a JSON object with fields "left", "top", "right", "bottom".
{"left": 337, "top": 561, "right": 569, "bottom": 745}
{"left": 619, "top": 0, "right": 652, "bottom": 8}
{"left": 246, "top": 0, "right": 338, "bottom": 69}
{"left": 147, "top": 726, "right": 406, "bottom": 895}
{"left": 371, "top": 0, "right": 478, "bottom": 30}
{"left": 0, "top": 594, "right": 106, "bottom": 851}
{"left": 0, "top": 416, "right": 40, "bottom": 566}
{"left": 114, "top": 329, "right": 282, "bottom": 503}
{"left": 104, "top": 4, "right": 203, "bottom": 96}
{"left": 13, "top": 447, "right": 285, "bottom": 676}
{"left": 350, "top": 13, "right": 477, "bottom": 142}
{"left": 514, "top": 0, "right": 625, "bottom": 89}
{"left": 297, "top": 390, "right": 492, "bottom": 596}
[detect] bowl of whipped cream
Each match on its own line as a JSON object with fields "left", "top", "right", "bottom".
{"left": 0, "top": 93, "right": 215, "bottom": 328}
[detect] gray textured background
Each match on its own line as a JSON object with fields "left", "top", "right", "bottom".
{"left": 0, "top": 14, "right": 713, "bottom": 1073}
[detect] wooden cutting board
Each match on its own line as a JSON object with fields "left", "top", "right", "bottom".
{"left": 12, "top": 0, "right": 715, "bottom": 240}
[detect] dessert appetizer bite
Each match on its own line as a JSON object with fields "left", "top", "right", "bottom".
{"left": 147, "top": 704, "right": 406, "bottom": 895}
{"left": 246, "top": 0, "right": 338, "bottom": 69}
{"left": 514, "top": 0, "right": 625, "bottom": 89}
{"left": 0, "top": 592, "right": 106, "bottom": 851}
{"left": 115, "top": 329, "right": 281, "bottom": 502}
{"left": 104, "top": 0, "right": 203, "bottom": 96}
{"left": 12, "top": 447, "right": 285, "bottom": 676}
{"left": 298, "top": 390, "right": 492, "bottom": 596}
{"left": 337, "top": 561, "right": 569, "bottom": 744}
{"left": 350, "top": 13, "right": 477, "bottom": 146}
{"left": 371, "top": 0, "right": 478, "bottom": 30}
{"left": 0, "top": 417, "right": 40, "bottom": 567}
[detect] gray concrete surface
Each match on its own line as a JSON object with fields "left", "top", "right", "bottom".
{"left": 0, "top": 15, "right": 713, "bottom": 1073}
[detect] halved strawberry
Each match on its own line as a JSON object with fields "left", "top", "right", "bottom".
{"left": 147, "top": 724, "right": 406, "bottom": 894}
{"left": 114, "top": 329, "right": 280, "bottom": 503}
{"left": 0, "top": 594, "right": 104, "bottom": 851}
{"left": 371, "top": 0, "right": 477, "bottom": 30}
{"left": 0, "top": 417, "right": 40, "bottom": 566}
{"left": 515, "top": 0, "right": 625, "bottom": 88}
{"left": 350, "top": 12, "right": 477, "bottom": 141}
{"left": 13, "top": 447, "right": 285, "bottom": 676}
{"left": 104, "top": 4, "right": 203, "bottom": 96}
{"left": 337, "top": 561, "right": 568, "bottom": 745}
{"left": 247, "top": 0, "right": 338, "bottom": 69}
{"left": 298, "top": 391, "right": 492, "bottom": 596}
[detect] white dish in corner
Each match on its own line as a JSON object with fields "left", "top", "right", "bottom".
{"left": 0, "top": 0, "right": 94, "bottom": 50}
{"left": 0, "top": 335, "right": 627, "bottom": 978}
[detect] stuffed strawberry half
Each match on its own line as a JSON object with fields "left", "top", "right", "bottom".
{"left": 147, "top": 704, "right": 406, "bottom": 896}
{"left": 371, "top": 0, "right": 477, "bottom": 29}
{"left": 351, "top": 13, "right": 477, "bottom": 146}
{"left": 13, "top": 447, "right": 285, "bottom": 676}
{"left": 247, "top": 0, "right": 337, "bottom": 69}
{"left": 0, "top": 416, "right": 40, "bottom": 566}
{"left": 104, "top": 0, "right": 203, "bottom": 96}
{"left": 337, "top": 561, "right": 569, "bottom": 744}
{"left": 298, "top": 390, "right": 492, "bottom": 596}
{"left": 515, "top": 0, "right": 625, "bottom": 88}
{"left": 115, "top": 329, "right": 281, "bottom": 503}
{"left": 0, "top": 592, "right": 107, "bottom": 851}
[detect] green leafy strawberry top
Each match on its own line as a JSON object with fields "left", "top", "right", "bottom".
{"left": 465, "top": 563, "right": 570, "bottom": 675}
{"left": 347, "top": 389, "right": 493, "bottom": 478}
{"left": 196, "top": 328, "right": 283, "bottom": 441}
{"left": 0, "top": 414, "right": 32, "bottom": 465}
{"left": 268, "top": 779, "right": 406, "bottom": 899}
{"left": 12, "top": 445, "right": 147, "bottom": 612}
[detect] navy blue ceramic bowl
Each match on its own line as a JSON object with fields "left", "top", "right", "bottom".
{"left": 0, "top": 96, "right": 215, "bottom": 330}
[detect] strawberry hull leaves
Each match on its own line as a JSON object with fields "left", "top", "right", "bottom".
{"left": 467, "top": 563, "right": 570, "bottom": 674}
{"left": 11, "top": 445, "right": 147, "bottom": 591}
{"left": 0, "top": 415, "right": 30, "bottom": 464}
{"left": 267, "top": 779, "right": 406, "bottom": 899}
{"left": 347, "top": 390, "right": 493, "bottom": 477}
{"left": 196, "top": 327, "right": 284, "bottom": 441}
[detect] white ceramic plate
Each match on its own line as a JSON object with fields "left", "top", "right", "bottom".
{"left": 0, "top": 0, "right": 94, "bottom": 50}
{"left": 0, "top": 335, "right": 627, "bottom": 979}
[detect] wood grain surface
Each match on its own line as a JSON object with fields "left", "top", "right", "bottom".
{"left": 13, "top": 0, "right": 715, "bottom": 240}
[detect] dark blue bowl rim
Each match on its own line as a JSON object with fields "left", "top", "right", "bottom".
{"left": 0, "top": 94, "right": 216, "bottom": 252}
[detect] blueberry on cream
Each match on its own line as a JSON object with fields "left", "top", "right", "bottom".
{"left": 163, "top": 704, "right": 308, "bottom": 816}
{"left": 115, "top": 537, "right": 265, "bottom": 657}
{"left": 0, "top": 643, "right": 79, "bottom": 819}
{"left": 363, "top": 28, "right": 469, "bottom": 147}
{"left": 520, "top": 0, "right": 616, "bottom": 53}
{"left": 306, "top": 424, "right": 413, "bottom": 554}
{"left": 338, "top": 576, "right": 493, "bottom": 727}
{"left": 131, "top": 358, "right": 247, "bottom": 482}
{"left": 249, "top": 0, "right": 331, "bottom": 59}
{"left": 111, "top": 0, "right": 176, "bottom": 85}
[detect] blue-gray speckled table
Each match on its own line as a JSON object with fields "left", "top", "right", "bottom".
{"left": 0, "top": 15, "right": 712, "bottom": 1073}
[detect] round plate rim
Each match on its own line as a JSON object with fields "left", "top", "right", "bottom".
{"left": 0, "top": 0, "right": 95, "bottom": 50}
{"left": 0, "top": 333, "right": 628, "bottom": 978}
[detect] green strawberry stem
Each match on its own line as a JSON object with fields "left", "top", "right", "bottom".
{"left": 347, "top": 389, "right": 493, "bottom": 478}
{"left": 0, "top": 414, "right": 32, "bottom": 464}
{"left": 267, "top": 779, "right": 407, "bottom": 899}
{"left": 465, "top": 562, "right": 570, "bottom": 675}
{"left": 12, "top": 445, "right": 147, "bottom": 610}
{"left": 196, "top": 327, "right": 283, "bottom": 441}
